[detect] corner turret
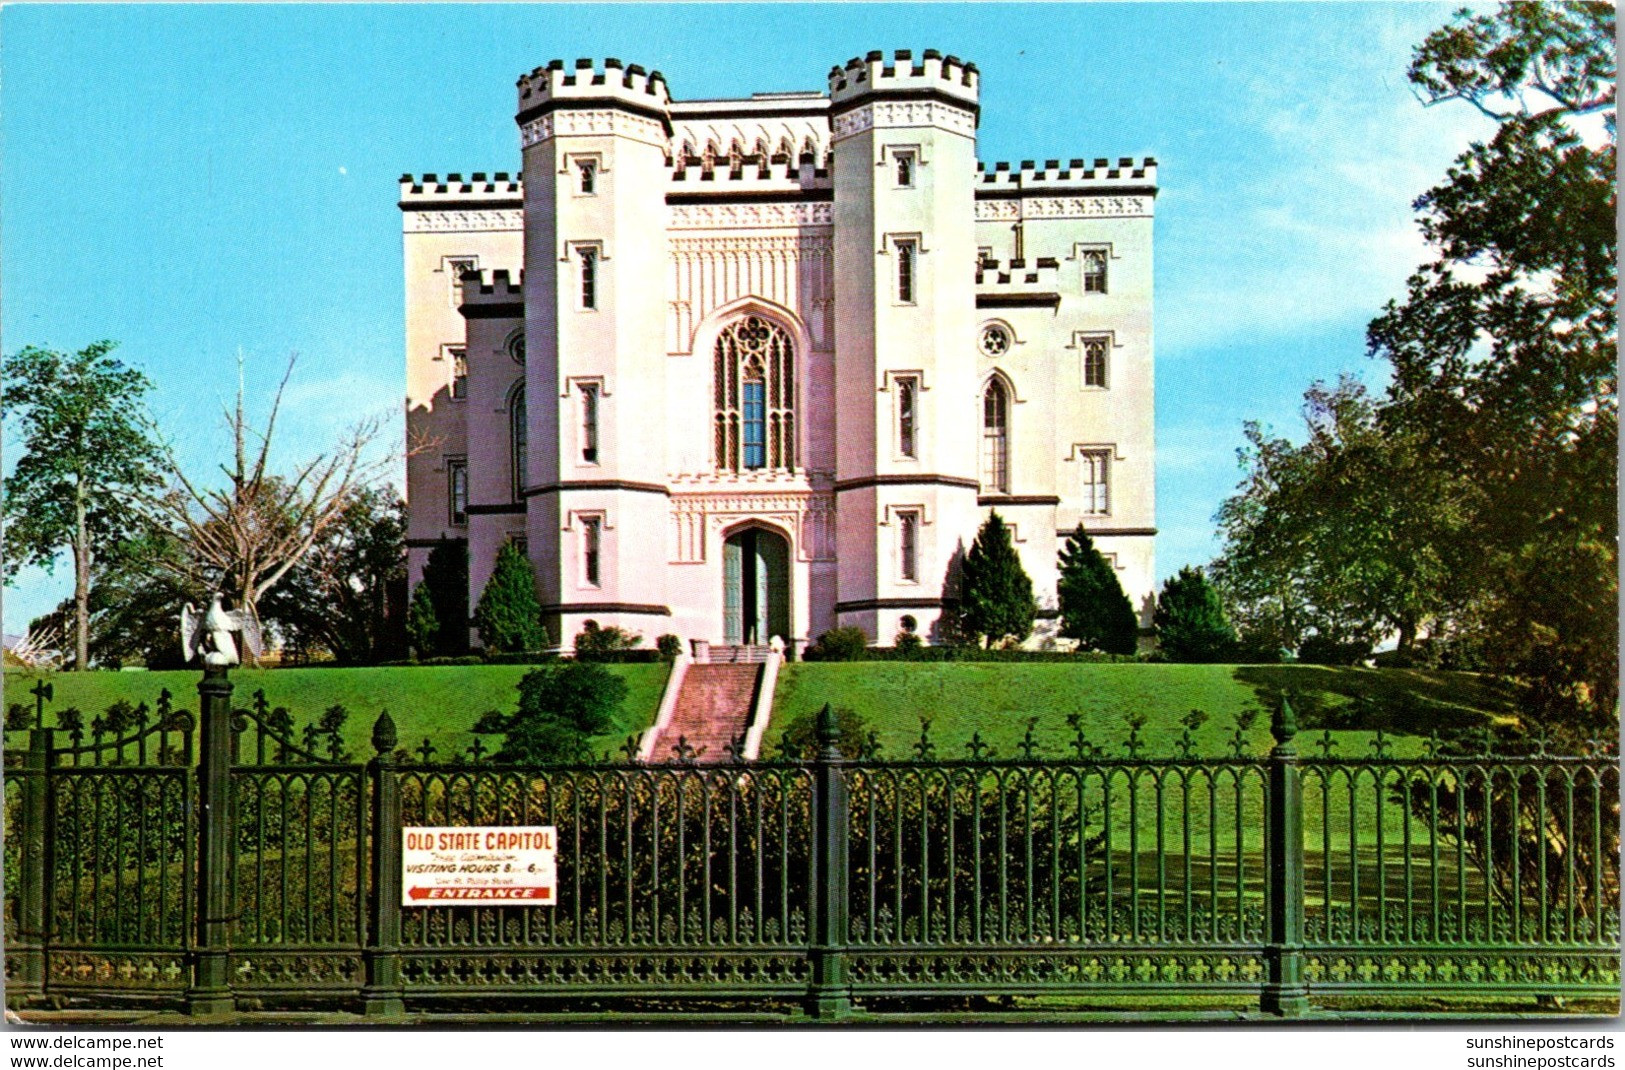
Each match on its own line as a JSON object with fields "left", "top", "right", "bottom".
{"left": 517, "top": 57, "right": 672, "bottom": 130}
{"left": 827, "top": 48, "right": 979, "bottom": 112}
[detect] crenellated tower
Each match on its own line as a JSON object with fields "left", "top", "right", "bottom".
{"left": 517, "top": 58, "right": 675, "bottom": 642}
{"left": 829, "top": 50, "right": 983, "bottom": 642}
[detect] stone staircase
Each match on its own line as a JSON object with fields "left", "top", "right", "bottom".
{"left": 650, "top": 663, "right": 762, "bottom": 763}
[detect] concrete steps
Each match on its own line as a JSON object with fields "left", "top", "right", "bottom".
{"left": 649, "top": 663, "right": 762, "bottom": 763}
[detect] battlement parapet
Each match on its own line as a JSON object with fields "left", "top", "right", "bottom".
{"left": 976, "top": 157, "right": 1158, "bottom": 190}
{"left": 517, "top": 58, "right": 671, "bottom": 122}
{"left": 669, "top": 154, "right": 833, "bottom": 191}
{"left": 400, "top": 171, "right": 524, "bottom": 201}
{"left": 828, "top": 49, "right": 979, "bottom": 109}
{"left": 459, "top": 268, "right": 524, "bottom": 311}
{"left": 974, "top": 256, "right": 1063, "bottom": 291}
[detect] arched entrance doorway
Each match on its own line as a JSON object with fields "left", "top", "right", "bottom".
{"left": 722, "top": 527, "right": 790, "bottom": 645}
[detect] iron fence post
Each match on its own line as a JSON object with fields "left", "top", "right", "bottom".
{"left": 808, "top": 703, "right": 852, "bottom": 1020}
{"left": 12, "top": 727, "right": 55, "bottom": 1004}
{"left": 187, "top": 666, "right": 236, "bottom": 1016}
{"left": 362, "top": 712, "right": 405, "bottom": 1017}
{"left": 1261, "top": 695, "right": 1309, "bottom": 1017}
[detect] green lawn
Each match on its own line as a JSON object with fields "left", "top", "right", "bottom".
{"left": 5, "top": 664, "right": 670, "bottom": 761}
{"left": 769, "top": 662, "right": 1523, "bottom": 760}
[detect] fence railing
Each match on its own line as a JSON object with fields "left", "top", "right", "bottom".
{"left": 3, "top": 669, "right": 1618, "bottom": 1019}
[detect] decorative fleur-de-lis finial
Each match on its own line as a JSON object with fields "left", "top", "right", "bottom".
{"left": 1315, "top": 730, "right": 1337, "bottom": 758}
{"left": 157, "top": 689, "right": 172, "bottom": 719}
{"left": 619, "top": 734, "right": 641, "bottom": 761}
{"left": 1476, "top": 725, "right": 1494, "bottom": 758}
{"left": 1531, "top": 726, "right": 1551, "bottom": 758}
{"left": 1369, "top": 729, "right": 1390, "bottom": 759}
{"left": 964, "top": 731, "right": 990, "bottom": 760}
{"left": 1123, "top": 712, "right": 1147, "bottom": 760}
{"left": 416, "top": 737, "right": 438, "bottom": 763}
{"left": 1016, "top": 717, "right": 1042, "bottom": 760}
{"left": 723, "top": 732, "right": 749, "bottom": 762}
{"left": 1229, "top": 723, "right": 1250, "bottom": 759}
{"left": 857, "top": 730, "right": 882, "bottom": 761}
{"left": 253, "top": 689, "right": 270, "bottom": 720}
{"left": 466, "top": 736, "right": 488, "bottom": 762}
{"left": 1176, "top": 728, "right": 1196, "bottom": 760}
{"left": 1066, "top": 712, "right": 1096, "bottom": 760}
{"left": 913, "top": 717, "right": 936, "bottom": 762}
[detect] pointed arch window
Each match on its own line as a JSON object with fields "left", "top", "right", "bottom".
{"left": 509, "top": 381, "right": 527, "bottom": 502}
{"left": 982, "top": 380, "right": 1010, "bottom": 493}
{"left": 714, "top": 315, "right": 796, "bottom": 472}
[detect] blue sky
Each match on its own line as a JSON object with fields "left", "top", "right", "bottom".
{"left": 0, "top": 2, "right": 1493, "bottom": 634}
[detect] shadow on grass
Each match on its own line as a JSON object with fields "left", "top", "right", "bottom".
{"left": 1232, "top": 665, "right": 1521, "bottom": 735}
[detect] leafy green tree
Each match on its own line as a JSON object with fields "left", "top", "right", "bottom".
{"left": 573, "top": 621, "right": 643, "bottom": 662}
{"left": 1369, "top": 2, "right": 1616, "bottom": 727}
{"left": 956, "top": 512, "right": 1036, "bottom": 648}
{"left": 1153, "top": 566, "right": 1238, "bottom": 663}
{"left": 473, "top": 661, "right": 628, "bottom": 763}
{"left": 421, "top": 539, "right": 469, "bottom": 655}
{"left": 1212, "top": 378, "right": 1469, "bottom": 657}
{"left": 260, "top": 486, "right": 408, "bottom": 663}
{"left": 474, "top": 541, "right": 545, "bottom": 653}
{"left": 2, "top": 341, "right": 162, "bottom": 670}
{"left": 1056, "top": 525, "right": 1138, "bottom": 655}
{"left": 406, "top": 581, "right": 439, "bottom": 659}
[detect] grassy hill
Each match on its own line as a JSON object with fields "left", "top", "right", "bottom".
{"left": 4, "top": 664, "right": 670, "bottom": 761}
{"left": 769, "top": 662, "right": 1524, "bottom": 760}
{"left": 7, "top": 660, "right": 1525, "bottom": 765}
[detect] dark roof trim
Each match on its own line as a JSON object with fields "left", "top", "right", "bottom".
{"left": 399, "top": 198, "right": 524, "bottom": 212}
{"left": 835, "top": 597, "right": 946, "bottom": 613}
{"left": 828, "top": 87, "right": 979, "bottom": 126}
{"left": 515, "top": 96, "right": 673, "bottom": 135}
{"left": 461, "top": 302, "right": 523, "bottom": 320}
{"left": 979, "top": 495, "right": 1062, "bottom": 507}
{"left": 523, "top": 479, "right": 670, "bottom": 498}
{"left": 977, "top": 293, "right": 1061, "bottom": 309}
{"left": 974, "top": 185, "right": 1158, "bottom": 201}
{"left": 1056, "top": 526, "right": 1158, "bottom": 537}
{"left": 539, "top": 602, "right": 673, "bottom": 616}
{"left": 833, "top": 474, "right": 981, "bottom": 493}
{"left": 666, "top": 189, "right": 833, "bottom": 205}
{"left": 672, "top": 104, "right": 829, "bottom": 122}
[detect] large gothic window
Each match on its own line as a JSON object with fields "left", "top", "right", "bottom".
{"left": 509, "top": 381, "right": 527, "bottom": 502}
{"left": 714, "top": 316, "right": 795, "bottom": 472}
{"left": 982, "top": 380, "right": 1010, "bottom": 493}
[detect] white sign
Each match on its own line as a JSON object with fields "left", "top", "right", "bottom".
{"left": 402, "top": 826, "right": 557, "bottom": 906}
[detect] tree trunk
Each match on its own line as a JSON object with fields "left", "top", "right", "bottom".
{"left": 73, "top": 481, "right": 90, "bottom": 672}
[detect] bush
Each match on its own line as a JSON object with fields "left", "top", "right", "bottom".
{"left": 474, "top": 660, "right": 629, "bottom": 764}
{"left": 894, "top": 630, "right": 923, "bottom": 653}
{"left": 1153, "top": 566, "right": 1238, "bottom": 663}
{"left": 805, "top": 626, "right": 869, "bottom": 662}
{"left": 776, "top": 705, "right": 874, "bottom": 760}
{"left": 474, "top": 543, "right": 546, "bottom": 653}
{"left": 1057, "top": 525, "right": 1139, "bottom": 655}
{"left": 574, "top": 621, "right": 644, "bottom": 662}
{"left": 957, "top": 512, "right": 1037, "bottom": 647}
{"left": 406, "top": 581, "right": 439, "bottom": 659}
{"left": 656, "top": 633, "right": 683, "bottom": 662}
{"left": 1297, "top": 634, "right": 1371, "bottom": 666}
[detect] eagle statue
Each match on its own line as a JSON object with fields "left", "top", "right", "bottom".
{"left": 181, "top": 594, "right": 263, "bottom": 667}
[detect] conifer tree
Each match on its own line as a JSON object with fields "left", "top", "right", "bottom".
{"left": 1154, "top": 565, "right": 1237, "bottom": 662}
{"left": 1056, "top": 525, "right": 1139, "bottom": 655}
{"left": 406, "top": 580, "right": 439, "bottom": 658}
{"left": 474, "top": 541, "right": 545, "bottom": 653}
{"left": 956, "top": 512, "right": 1036, "bottom": 647}
{"left": 422, "top": 539, "right": 468, "bottom": 655}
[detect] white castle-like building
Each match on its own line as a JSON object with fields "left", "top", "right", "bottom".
{"left": 402, "top": 50, "right": 1156, "bottom": 652}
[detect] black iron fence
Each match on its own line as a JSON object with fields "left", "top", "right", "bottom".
{"left": 4, "top": 669, "right": 1618, "bottom": 1019}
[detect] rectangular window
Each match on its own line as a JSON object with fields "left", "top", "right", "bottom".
{"left": 580, "top": 383, "right": 600, "bottom": 463}
{"left": 580, "top": 248, "right": 598, "bottom": 309}
{"left": 898, "top": 510, "right": 920, "bottom": 583}
{"left": 1082, "top": 249, "right": 1108, "bottom": 294}
{"left": 1079, "top": 450, "right": 1110, "bottom": 515}
{"left": 447, "top": 257, "right": 478, "bottom": 306}
{"left": 896, "top": 240, "right": 917, "bottom": 303}
{"left": 896, "top": 375, "right": 918, "bottom": 458}
{"left": 742, "top": 379, "right": 766, "bottom": 469}
{"left": 578, "top": 160, "right": 597, "bottom": 194}
{"left": 447, "top": 458, "right": 468, "bottom": 526}
{"left": 895, "top": 151, "right": 916, "bottom": 187}
{"left": 449, "top": 347, "right": 468, "bottom": 400}
{"left": 1082, "top": 337, "right": 1108, "bottom": 388}
{"left": 582, "top": 517, "right": 602, "bottom": 587}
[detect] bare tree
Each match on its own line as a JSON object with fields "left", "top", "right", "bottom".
{"left": 146, "top": 352, "right": 393, "bottom": 659}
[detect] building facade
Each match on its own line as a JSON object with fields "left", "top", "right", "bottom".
{"left": 402, "top": 50, "right": 1156, "bottom": 651}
